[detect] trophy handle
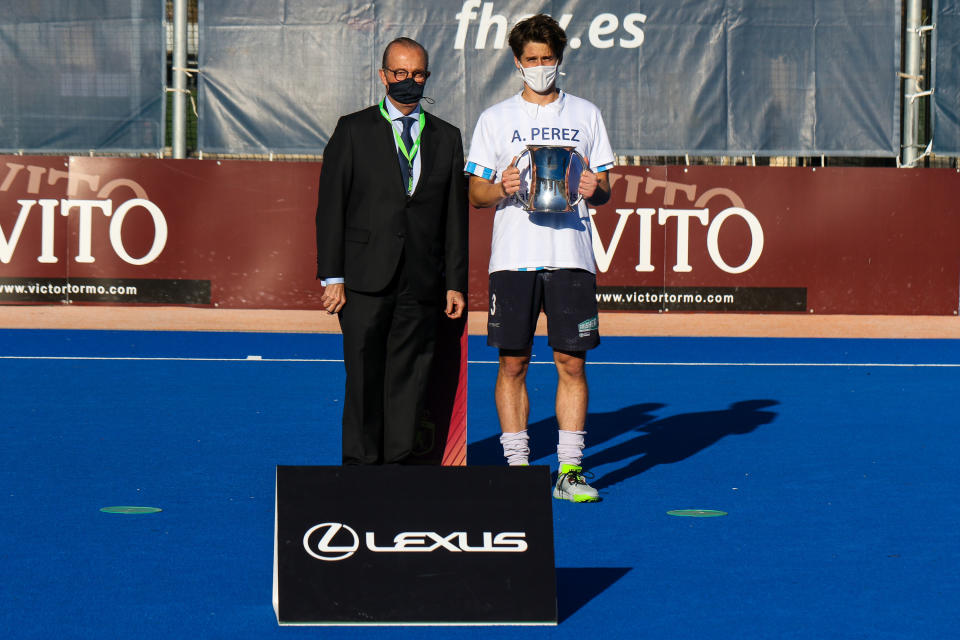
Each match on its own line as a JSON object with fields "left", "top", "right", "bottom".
{"left": 514, "top": 148, "right": 531, "bottom": 209}
{"left": 569, "top": 149, "right": 586, "bottom": 208}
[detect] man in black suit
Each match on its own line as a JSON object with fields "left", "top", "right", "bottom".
{"left": 315, "top": 37, "right": 468, "bottom": 465}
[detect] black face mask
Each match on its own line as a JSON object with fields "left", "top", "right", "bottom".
{"left": 387, "top": 78, "right": 425, "bottom": 104}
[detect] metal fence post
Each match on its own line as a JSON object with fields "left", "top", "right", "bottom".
{"left": 902, "top": 0, "right": 924, "bottom": 167}
{"left": 172, "top": 0, "right": 188, "bottom": 158}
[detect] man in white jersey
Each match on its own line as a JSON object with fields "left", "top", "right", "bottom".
{"left": 465, "top": 14, "right": 614, "bottom": 503}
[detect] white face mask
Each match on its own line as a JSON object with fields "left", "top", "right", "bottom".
{"left": 519, "top": 64, "right": 559, "bottom": 93}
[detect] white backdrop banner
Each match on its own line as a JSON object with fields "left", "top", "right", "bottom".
{"left": 197, "top": 0, "right": 900, "bottom": 157}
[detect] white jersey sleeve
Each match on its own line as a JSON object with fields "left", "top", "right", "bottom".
{"left": 588, "top": 108, "right": 615, "bottom": 174}
{"left": 465, "top": 110, "right": 498, "bottom": 181}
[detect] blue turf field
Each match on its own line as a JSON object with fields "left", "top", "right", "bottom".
{"left": 2, "top": 329, "right": 958, "bottom": 639}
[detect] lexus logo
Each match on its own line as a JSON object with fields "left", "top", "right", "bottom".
{"left": 302, "top": 522, "right": 528, "bottom": 562}
{"left": 302, "top": 522, "right": 360, "bottom": 561}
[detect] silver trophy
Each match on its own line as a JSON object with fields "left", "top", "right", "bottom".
{"left": 515, "top": 145, "right": 586, "bottom": 213}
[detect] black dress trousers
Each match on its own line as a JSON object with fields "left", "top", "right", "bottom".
{"left": 337, "top": 253, "right": 439, "bottom": 465}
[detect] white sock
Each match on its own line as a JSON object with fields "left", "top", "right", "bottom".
{"left": 557, "top": 430, "right": 586, "bottom": 467}
{"left": 500, "top": 430, "right": 529, "bottom": 466}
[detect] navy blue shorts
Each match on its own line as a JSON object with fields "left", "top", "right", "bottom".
{"left": 487, "top": 269, "right": 600, "bottom": 352}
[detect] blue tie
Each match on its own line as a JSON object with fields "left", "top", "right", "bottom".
{"left": 398, "top": 116, "right": 415, "bottom": 192}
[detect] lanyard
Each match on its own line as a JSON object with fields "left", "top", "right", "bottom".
{"left": 379, "top": 100, "right": 425, "bottom": 192}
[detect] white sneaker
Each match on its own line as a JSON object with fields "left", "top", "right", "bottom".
{"left": 553, "top": 464, "right": 601, "bottom": 503}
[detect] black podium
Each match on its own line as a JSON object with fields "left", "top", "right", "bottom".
{"left": 273, "top": 465, "right": 557, "bottom": 625}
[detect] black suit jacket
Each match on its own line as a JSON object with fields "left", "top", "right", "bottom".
{"left": 315, "top": 104, "right": 468, "bottom": 301}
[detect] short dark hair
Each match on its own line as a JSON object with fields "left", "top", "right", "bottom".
{"left": 382, "top": 37, "right": 429, "bottom": 70}
{"left": 508, "top": 14, "right": 567, "bottom": 63}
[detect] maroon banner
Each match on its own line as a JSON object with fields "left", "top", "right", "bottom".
{"left": 0, "top": 157, "right": 324, "bottom": 308}
{"left": 4, "top": 159, "right": 959, "bottom": 316}
{"left": 469, "top": 166, "right": 960, "bottom": 315}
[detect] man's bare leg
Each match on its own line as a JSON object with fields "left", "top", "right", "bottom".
{"left": 551, "top": 349, "right": 600, "bottom": 501}
{"left": 496, "top": 348, "right": 532, "bottom": 465}
{"left": 554, "top": 350, "right": 588, "bottom": 432}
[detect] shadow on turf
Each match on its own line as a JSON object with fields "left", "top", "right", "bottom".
{"left": 468, "top": 400, "right": 779, "bottom": 490}
{"left": 556, "top": 567, "right": 631, "bottom": 623}
{"left": 469, "top": 403, "right": 667, "bottom": 464}
{"left": 586, "top": 399, "right": 780, "bottom": 489}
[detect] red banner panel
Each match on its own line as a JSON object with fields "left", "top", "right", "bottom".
{"left": 0, "top": 157, "right": 327, "bottom": 308}
{"left": 470, "top": 166, "right": 960, "bottom": 315}
{"left": 413, "top": 317, "right": 468, "bottom": 467}
{"left": 3, "top": 159, "right": 958, "bottom": 316}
